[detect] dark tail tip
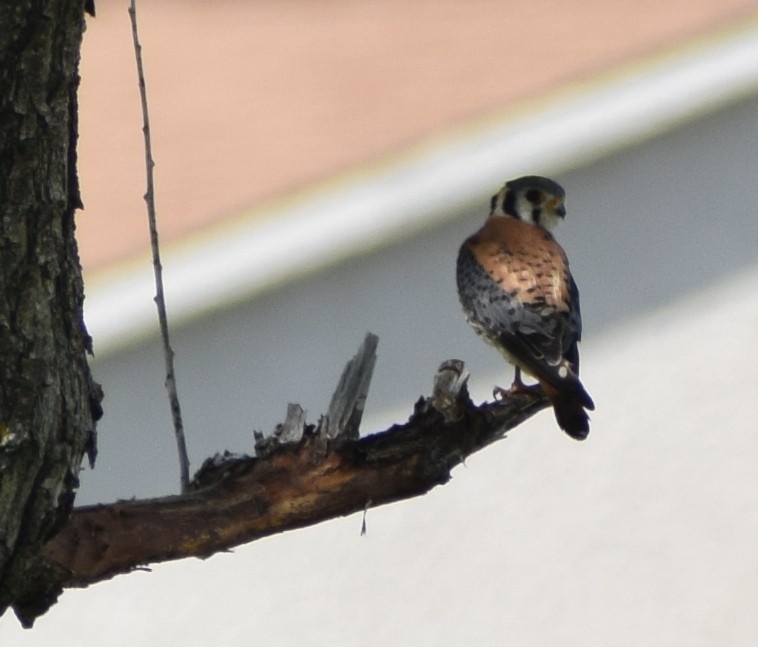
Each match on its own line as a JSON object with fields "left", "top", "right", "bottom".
{"left": 553, "top": 395, "right": 591, "bottom": 441}
{"left": 577, "top": 382, "right": 595, "bottom": 411}
{"left": 539, "top": 374, "right": 594, "bottom": 440}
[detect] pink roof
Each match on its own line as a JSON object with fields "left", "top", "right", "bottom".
{"left": 77, "top": 0, "right": 756, "bottom": 271}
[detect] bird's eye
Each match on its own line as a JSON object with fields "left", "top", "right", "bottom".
{"left": 525, "top": 189, "right": 542, "bottom": 204}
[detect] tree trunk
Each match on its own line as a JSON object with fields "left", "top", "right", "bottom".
{"left": 0, "top": 0, "right": 100, "bottom": 625}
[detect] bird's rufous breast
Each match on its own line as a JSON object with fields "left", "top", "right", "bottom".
{"left": 467, "top": 216, "right": 571, "bottom": 311}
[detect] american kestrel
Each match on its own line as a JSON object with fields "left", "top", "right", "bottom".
{"left": 456, "top": 175, "right": 594, "bottom": 440}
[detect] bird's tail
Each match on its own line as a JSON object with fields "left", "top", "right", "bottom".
{"left": 541, "top": 379, "right": 594, "bottom": 441}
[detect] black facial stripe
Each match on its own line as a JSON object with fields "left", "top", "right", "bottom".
{"left": 502, "top": 190, "right": 518, "bottom": 218}
{"left": 531, "top": 207, "right": 541, "bottom": 225}
{"left": 489, "top": 193, "right": 497, "bottom": 214}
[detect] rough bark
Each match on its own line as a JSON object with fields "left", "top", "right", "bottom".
{"left": 0, "top": 0, "right": 101, "bottom": 626}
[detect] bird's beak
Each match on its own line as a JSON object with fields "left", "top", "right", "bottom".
{"left": 554, "top": 204, "right": 566, "bottom": 218}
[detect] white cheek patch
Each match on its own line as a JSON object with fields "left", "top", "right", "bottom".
{"left": 540, "top": 211, "right": 561, "bottom": 232}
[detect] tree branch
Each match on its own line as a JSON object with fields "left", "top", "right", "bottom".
{"left": 40, "top": 334, "right": 548, "bottom": 591}
{"left": 128, "top": 0, "right": 190, "bottom": 492}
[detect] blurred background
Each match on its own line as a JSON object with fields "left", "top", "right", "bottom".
{"left": 3, "top": 0, "right": 758, "bottom": 644}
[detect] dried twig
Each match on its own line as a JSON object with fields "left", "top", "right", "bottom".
{"left": 128, "top": 0, "right": 190, "bottom": 492}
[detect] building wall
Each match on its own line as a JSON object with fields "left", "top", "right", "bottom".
{"left": 79, "top": 94, "right": 758, "bottom": 505}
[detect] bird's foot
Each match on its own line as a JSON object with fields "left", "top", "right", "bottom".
{"left": 492, "top": 385, "right": 509, "bottom": 401}
{"left": 493, "top": 381, "right": 542, "bottom": 401}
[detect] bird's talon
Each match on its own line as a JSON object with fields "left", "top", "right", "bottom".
{"left": 493, "top": 386, "right": 509, "bottom": 401}
{"left": 493, "top": 381, "right": 540, "bottom": 401}
{"left": 510, "top": 381, "right": 539, "bottom": 396}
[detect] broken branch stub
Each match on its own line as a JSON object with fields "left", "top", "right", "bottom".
{"left": 254, "top": 403, "right": 307, "bottom": 459}
{"left": 319, "top": 332, "right": 378, "bottom": 445}
{"left": 430, "top": 359, "right": 470, "bottom": 423}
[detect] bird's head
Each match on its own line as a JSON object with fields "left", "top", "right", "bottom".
{"left": 489, "top": 175, "right": 566, "bottom": 231}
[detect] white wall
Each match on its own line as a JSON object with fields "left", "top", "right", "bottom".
{"left": 77, "top": 94, "right": 758, "bottom": 504}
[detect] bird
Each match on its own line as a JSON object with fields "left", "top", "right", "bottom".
{"left": 456, "top": 175, "right": 594, "bottom": 440}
